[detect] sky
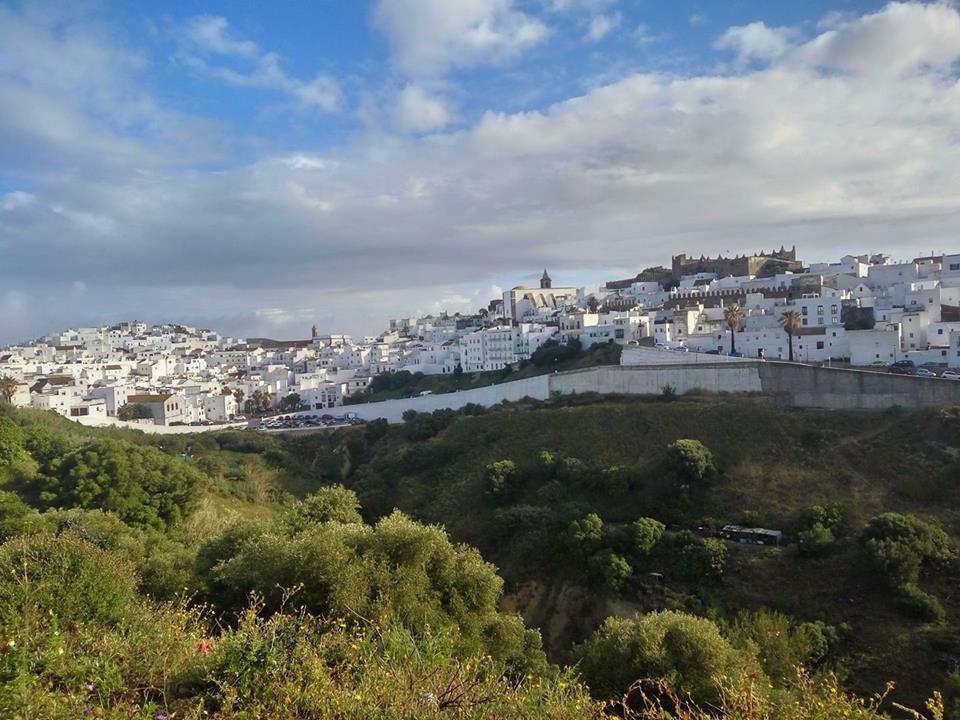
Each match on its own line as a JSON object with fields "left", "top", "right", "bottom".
{"left": 1, "top": 0, "right": 959, "bottom": 343}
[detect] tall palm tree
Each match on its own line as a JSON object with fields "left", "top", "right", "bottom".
{"left": 233, "top": 389, "right": 245, "bottom": 409}
{"left": 723, "top": 304, "right": 744, "bottom": 355}
{"left": 779, "top": 309, "right": 803, "bottom": 362}
{"left": 0, "top": 375, "right": 18, "bottom": 403}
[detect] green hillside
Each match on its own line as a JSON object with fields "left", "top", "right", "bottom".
{"left": 1, "top": 396, "right": 958, "bottom": 718}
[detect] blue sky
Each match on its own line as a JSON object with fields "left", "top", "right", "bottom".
{"left": 1, "top": 0, "right": 958, "bottom": 342}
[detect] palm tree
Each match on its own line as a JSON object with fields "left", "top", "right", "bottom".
{"left": 779, "top": 309, "right": 803, "bottom": 362}
{"left": 233, "top": 389, "right": 245, "bottom": 409}
{"left": 0, "top": 375, "right": 18, "bottom": 403}
{"left": 723, "top": 304, "right": 744, "bottom": 355}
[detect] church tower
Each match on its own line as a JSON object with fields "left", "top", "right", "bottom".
{"left": 540, "top": 269, "right": 552, "bottom": 289}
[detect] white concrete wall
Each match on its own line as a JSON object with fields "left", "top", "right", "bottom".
{"left": 551, "top": 365, "right": 763, "bottom": 396}
{"left": 345, "top": 375, "right": 551, "bottom": 423}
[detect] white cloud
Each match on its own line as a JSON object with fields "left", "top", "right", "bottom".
{"left": 585, "top": 12, "right": 621, "bottom": 42}
{"left": 178, "top": 16, "right": 341, "bottom": 111}
{"left": 182, "top": 16, "right": 258, "bottom": 58}
{"left": 394, "top": 85, "right": 452, "bottom": 132}
{"left": 715, "top": 21, "right": 794, "bottom": 65}
{"left": 373, "top": 0, "right": 549, "bottom": 78}
{"left": 794, "top": 1, "right": 960, "bottom": 77}
{"left": 4, "top": 2, "right": 960, "bottom": 343}
{"left": 0, "top": 191, "right": 35, "bottom": 212}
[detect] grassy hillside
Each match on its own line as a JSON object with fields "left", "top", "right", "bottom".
{"left": 2, "top": 396, "right": 959, "bottom": 716}
{"left": 274, "top": 395, "right": 960, "bottom": 707}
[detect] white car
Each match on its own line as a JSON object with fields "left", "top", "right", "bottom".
{"left": 941, "top": 369, "right": 960, "bottom": 380}
{"left": 915, "top": 367, "right": 937, "bottom": 378}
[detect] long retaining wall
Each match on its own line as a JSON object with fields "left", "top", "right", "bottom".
{"left": 346, "top": 375, "right": 551, "bottom": 424}
{"left": 757, "top": 362, "right": 960, "bottom": 410}
{"left": 345, "top": 362, "right": 960, "bottom": 423}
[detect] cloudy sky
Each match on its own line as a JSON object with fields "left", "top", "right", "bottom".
{"left": 1, "top": 0, "right": 959, "bottom": 343}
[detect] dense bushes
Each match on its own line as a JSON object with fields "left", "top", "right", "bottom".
{"left": 198, "top": 508, "right": 546, "bottom": 672}
{"left": 860, "top": 512, "right": 953, "bottom": 622}
{"left": 861, "top": 512, "right": 953, "bottom": 586}
{"left": 0, "top": 534, "right": 139, "bottom": 626}
{"left": 0, "top": 533, "right": 593, "bottom": 720}
{"left": 530, "top": 338, "right": 582, "bottom": 366}
{"left": 401, "top": 408, "right": 458, "bottom": 441}
{"left": 664, "top": 438, "right": 715, "bottom": 482}
{"left": 575, "top": 611, "right": 759, "bottom": 704}
{"left": 20, "top": 439, "right": 203, "bottom": 530}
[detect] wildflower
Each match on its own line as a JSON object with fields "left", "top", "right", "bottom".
{"left": 156, "top": 713, "right": 168, "bottom": 720}
{"left": 197, "top": 640, "right": 213, "bottom": 652}
{"left": 86, "top": 684, "right": 96, "bottom": 695}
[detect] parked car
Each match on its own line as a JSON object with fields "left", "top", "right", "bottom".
{"left": 942, "top": 369, "right": 960, "bottom": 380}
{"left": 888, "top": 360, "right": 916, "bottom": 375}
{"left": 915, "top": 367, "right": 937, "bottom": 378}
{"left": 868, "top": 360, "right": 888, "bottom": 368}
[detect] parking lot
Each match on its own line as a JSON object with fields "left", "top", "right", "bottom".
{"left": 251, "top": 412, "right": 366, "bottom": 432}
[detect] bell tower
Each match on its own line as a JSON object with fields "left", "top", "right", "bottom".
{"left": 540, "top": 269, "right": 552, "bottom": 289}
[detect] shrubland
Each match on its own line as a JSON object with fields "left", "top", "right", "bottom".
{"left": 0, "top": 396, "right": 959, "bottom": 717}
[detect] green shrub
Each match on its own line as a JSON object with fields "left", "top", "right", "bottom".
{"left": 897, "top": 583, "right": 946, "bottom": 622}
{"left": 288, "top": 485, "right": 363, "bottom": 527}
{"left": 486, "top": 459, "right": 519, "bottom": 500}
{"left": 575, "top": 611, "right": 760, "bottom": 704}
{"left": 664, "top": 438, "right": 715, "bottom": 482}
{"left": 588, "top": 550, "right": 631, "bottom": 591}
{"left": 632, "top": 517, "right": 665, "bottom": 556}
{"left": 861, "top": 512, "right": 953, "bottom": 586}
{"left": 725, "top": 609, "right": 839, "bottom": 685}
{"left": 797, "top": 522, "right": 836, "bottom": 557}
{"left": 203, "top": 511, "right": 546, "bottom": 670}
{"left": 22, "top": 439, "right": 203, "bottom": 530}
{"left": 0, "top": 416, "right": 26, "bottom": 466}
{"left": 566, "top": 512, "right": 603, "bottom": 555}
{"left": 363, "top": 418, "right": 390, "bottom": 443}
{"left": 0, "top": 534, "right": 139, "bottom": 627}
{"left": 0, "top": 491, "right": 38, "bottom": 540}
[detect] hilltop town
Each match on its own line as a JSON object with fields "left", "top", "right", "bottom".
{"left": 3, "top": 248, "right": 960, "bottom": 428}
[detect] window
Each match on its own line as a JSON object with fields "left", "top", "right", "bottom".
{"left": 939, "top": 329, "right": 944, "bottom": 335}
{"left": 818, "top": 317, "right": 824, "bottom": 325}
{"left": 801, "top": 307, "right": 808, "bottom": 316}
{"left": 951, "top": 263, "right": 960, "bottom": 271}
{"left": 817, "top": 305, "right": 824, "bottom": 315}
{"left": 816, "top": 341, "right": 825, "bottom": 350}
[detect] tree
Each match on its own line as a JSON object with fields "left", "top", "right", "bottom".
{"left": 486, "top": 459, "right": 519, "bottom": 499}
{"left": 861, "top": 512, "right": 954, "bottom": 587}
{"left": 23, "top": 439, "right": 202, "bottom": 530}
{"left": 665, "top": 439, "right": 715, "bottom": 482}
{"left": 633, "top": 517, "right": 665, "bottom": 555}
{"left": 279, "top": 393, "right": 302, "bottom": 412}
{"left": 117, "top": 403, "right": 154, "bottom": 421}
{"left": 589, "top": 550, "right": 631, "bottom": 590}
{"left": 723, "top": 304, "right": 744, "bottom": 355}
{"left": 575, "top": 611, "right": 760, "bottom": 704}
{"left": 201, "top": 510, "right": 546, "bottom": 671}
{"left": 779, "top": 309, "right": 803, "bottom": 362}
{"left": 0, "top": 375, "right": 18, "bottom": 403}
{"left": 233, "top": 389, "right": 245, "bottom": 409}
{"left": 587, "top": 296, "right": 600, "bottom": 313}
{"left": 566, "top": 512, "right": 603, "bottom": 555}
{"left": 287, "top": 485, "right": 363, "bottom": 527}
